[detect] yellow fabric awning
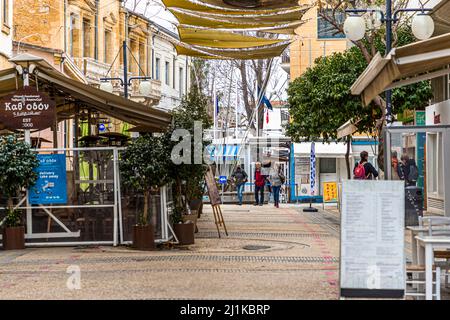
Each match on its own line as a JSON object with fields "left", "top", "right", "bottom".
{"left": 178, "top": 20, "right": 305, "bottom": 35}
{"left": 178, "top": 26, "right": 284, "bottom": 48}
{"left": 162, "top": 0, "right": 301, "bottom": 13}
{"left": 169, "top": 7, "right": 307, "bottom": 29}
{"left": 351, "top": 32, "right": 450, "bottom": 106}
{"left": 176, "top": 40, "right": 291, "bottom": 60}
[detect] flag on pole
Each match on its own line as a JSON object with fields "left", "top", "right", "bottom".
{"left": 215, "top": 95, "right": 220, "bottom": 116}
{"left": 257, "top": 86, "right": 273, "bottom": 110}
{"left": 310, "top": 142, "right": 316, "bottom": 197}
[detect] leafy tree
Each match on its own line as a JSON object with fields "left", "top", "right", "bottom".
{"left": 287, "top": 27, "right": 432, "bottom": 174}
{"left": 168, "top": 86, "right": 213, "bottom": 211}
{"left": 0, "top": 135, "right": 39, "bottom": 227}
{"left": 120, "top": 134, "right": 171, "bottom": 225}
{"left": 309, "top": 2, "right": 434, "bottom": 170}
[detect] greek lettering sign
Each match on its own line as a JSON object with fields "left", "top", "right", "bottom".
{"left": 29, "top": 154, "right": 67, "bottom": 205}
{"left": 0, "top": 87, "right": 56, "bottom": 130}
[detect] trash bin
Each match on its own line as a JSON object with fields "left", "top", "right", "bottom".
{"left": 405, "top": 186, "right": 424, "bottom": 227}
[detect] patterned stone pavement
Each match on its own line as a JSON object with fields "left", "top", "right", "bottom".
{"left": 0, "top": 203, "right": 340, "bottom": 300}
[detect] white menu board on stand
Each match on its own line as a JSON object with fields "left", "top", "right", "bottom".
{"left": 340, "top": 180, "right": 405, "bottom": 298}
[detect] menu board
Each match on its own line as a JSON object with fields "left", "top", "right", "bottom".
{"left": 340, "top": 180, "right": 405, "bottom": 298}
{"left": 204, "top": 166, "right": 221, "bottom": 206}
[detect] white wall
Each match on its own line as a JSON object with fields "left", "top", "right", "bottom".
{"left": 426, "top": 99, "right": 450, "bottom": 125}
{"left": 152, "top": 33, "right": 190, "bottom": 111}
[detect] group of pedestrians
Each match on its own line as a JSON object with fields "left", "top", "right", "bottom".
{"left": 230, "top": 150, "right": 417, "bottom": 208}
{"left": 353, "top": 150, "right": 418, "bottom": 186}
{"left": 231, "top": 162, "right": 285, "bottom": 208}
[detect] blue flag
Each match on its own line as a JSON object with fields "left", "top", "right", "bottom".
{"left": 215, "top": 95, "right": 220, "bottom": 115}
{"left": 257, "top": 86, "right": 273, "bottom": 110}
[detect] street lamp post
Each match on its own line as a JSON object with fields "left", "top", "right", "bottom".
{"left": 100, "top": 41, "right": 153, "bottom": 99}
{"left": 343, "top": 1, "right": 434, "bottom": 176}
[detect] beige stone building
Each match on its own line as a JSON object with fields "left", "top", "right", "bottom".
{"left": 0, "top": 0, "right": 13, "bottom": 69}
{"left": 288, "top": 4, "right": 349, "bottom": 80}
{"left": 10, "top": 0, "right": 190, "bottom": 146}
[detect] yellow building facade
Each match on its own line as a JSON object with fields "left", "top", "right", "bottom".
{"left": 14, "top": 1, "right": 154, "bottom": 88}
{"left": 290, "top": 5, "right": 349, "bottom": 80}
{"left": 0, "top": 0, "right": 13, "bottom": 69}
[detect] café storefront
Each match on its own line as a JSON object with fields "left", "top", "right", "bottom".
{"left": 0, "top": 54, "right": 173, "bottom": 246}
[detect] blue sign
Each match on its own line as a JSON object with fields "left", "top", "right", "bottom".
{"left": 29, "top": 154, "right": 67, "bottom": 205}
{"left": 98, "top": 123, "right": 106, "bottom": 132}
{"left": 310, "top": 142, "right": 316, "bottom": 196}
{"left": 219, "top": 176, "right": 227, "bottom": 184}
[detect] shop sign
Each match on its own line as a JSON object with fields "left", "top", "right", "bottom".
{"left": 434, "top": 112, "right": 441, "bottom": 124}
{"left": 0, "top": 87, "right": 56, "bottom": 130}
{"left": 29, "top": 154, "right": 67, "bottom": 205}
{"left": 323, "top": 182, "right": 338, "bottom": 202}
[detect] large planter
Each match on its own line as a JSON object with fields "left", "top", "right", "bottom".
{"left": 182, "top": 213, "right": 198, "bottom": 233}
{"left": 2, "top": 226, "right": 25, "bottom": 250}
{"left": 174, "top": 223, "right": 195, "bottom": 245}
{"left": 132, "top": 225, "right": 156, "bottom": 251}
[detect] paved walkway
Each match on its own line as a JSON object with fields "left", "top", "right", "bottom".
{"left": 0, "top": 204, "right": 340, "bottom": 299}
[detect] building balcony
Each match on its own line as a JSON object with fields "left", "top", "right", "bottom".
{"left": 130, "top": 78, "right": 162, "bottom": 106}
{"left": 74, "top": 56, "right": 111, "bottom": 85}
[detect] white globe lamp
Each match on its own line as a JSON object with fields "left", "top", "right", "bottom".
{"left": 343, "top": 15, "right": 366, "bottom": 41}
{"left": 411, "top": 14, "right": 434, "bottom": 40}
{"left": 139, "top": 80, "right": 152, "bottom": 96}
{"left": 100, "top": 81, "right": 114, "bottom": 93}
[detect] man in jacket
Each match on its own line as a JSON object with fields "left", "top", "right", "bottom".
{"left": 232, "top": 166, "right": 248, "bottom": 205}
{"left": 254, "top": 162, "right": 266, "bottom": 206}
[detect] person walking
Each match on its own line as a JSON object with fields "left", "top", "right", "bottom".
{"left": 391, "top": 151, "right": 401, "bottom": 180}
{"left": 353, "top": 151, "right": 379, "bottom": 180}
{"left": 231, "top": 166, "right": 248, "bottom": 205}
{"left": 268, "top": 164, "right": 285, "bottom": 208}
{"left": 398, "top": 154, "right": 418, "bottom": 187}
{"left": 254, "top": 162, "right": 266, "bottom": 206}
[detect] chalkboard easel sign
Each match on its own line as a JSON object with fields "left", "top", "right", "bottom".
{"left": 204, "top": 166, "right": 228, "bottom": 238}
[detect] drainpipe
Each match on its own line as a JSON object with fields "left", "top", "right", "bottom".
{"left": 151, "top": 34, "right": 155, "bottom": 78}
{"left": 64, "top": 0, "right": 67, "bottom": 53}
{"left": 94, "top": 0, "right": 99, "bottom": 60}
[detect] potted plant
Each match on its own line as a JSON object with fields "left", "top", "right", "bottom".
{"left": 0, "top": 135, "right": 39, "bottom": 250}
{"left": 120, "top": 134, "right": 170, "bottom": 250}
{"left": 168, "top": 87, "right": 212, "bottom": 225}
{"left": 171, "top": 205, "right": 195, "bottom": 245}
